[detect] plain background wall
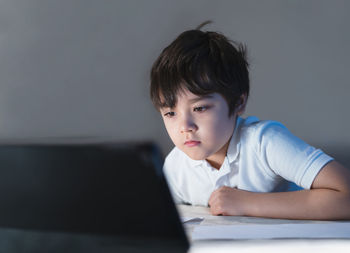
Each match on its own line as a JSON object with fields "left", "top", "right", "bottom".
{"left": 0, "top": 0, "right": 349, "bottom": 163}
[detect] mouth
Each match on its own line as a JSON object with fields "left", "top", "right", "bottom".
{"left": 184, "top": 140, "right": 201, "bottom": 147}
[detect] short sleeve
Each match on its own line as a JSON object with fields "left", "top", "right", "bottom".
{"left": 255, "top": 121, "right": 334, "bottom": 189}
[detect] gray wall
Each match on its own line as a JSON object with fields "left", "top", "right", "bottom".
{"left": 0, "top": 0, "right": 349, "bottom": 163}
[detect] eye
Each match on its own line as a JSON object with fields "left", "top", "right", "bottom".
{"left": 163, "top": 111, "right": 176, "bottom": 118}
{"left": 193, "top": 106, "right": 208, "bottom": 112}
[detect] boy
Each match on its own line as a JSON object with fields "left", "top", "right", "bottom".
{"left": 150, "top": 23, "right": 350, "bottom": 220}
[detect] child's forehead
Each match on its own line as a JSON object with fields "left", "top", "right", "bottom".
{"left": 178, "top": 90, "right": 214, "bottom": 102}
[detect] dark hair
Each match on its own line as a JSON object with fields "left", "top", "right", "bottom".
{"left": 150, "top": 21, "right": 249, "bottom": 116}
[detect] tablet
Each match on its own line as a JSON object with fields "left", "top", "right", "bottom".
{"left": 0, "top": 142, "right": 189, "bottom": 253}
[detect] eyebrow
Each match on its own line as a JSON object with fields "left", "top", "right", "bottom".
{"left": 159, "top": 94, "right": 214, "bottom": 110}
{"left": 188, "top": 95, "right": 214, "bottom": 104}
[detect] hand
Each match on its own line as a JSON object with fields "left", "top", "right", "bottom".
{"left": 208, "top": 186, "right": 248, "bottom": 216}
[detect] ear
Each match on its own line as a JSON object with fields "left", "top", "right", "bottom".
{"left": 235, "top": 94, "right": 248, "bottom": 116}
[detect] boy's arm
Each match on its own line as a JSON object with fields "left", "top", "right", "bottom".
{"left": 208, "top": 160, "right": 350, "bottom": 220}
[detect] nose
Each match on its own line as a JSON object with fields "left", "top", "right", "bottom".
{"left": 180, "top": 114, "right": 198, "bottom": 133}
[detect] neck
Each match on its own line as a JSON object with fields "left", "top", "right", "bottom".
{"left": 206, "top": 157, "right": 224, "bottom": 170}
{"left": 206, "top": 139, "right": 231, "bottom": 170}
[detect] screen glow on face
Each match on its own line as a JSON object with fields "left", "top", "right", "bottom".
{"left": 160, "top": 90, "right": 237, "bottom": 167}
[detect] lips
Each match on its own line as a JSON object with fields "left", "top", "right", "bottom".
{"left": 184, "top": 140, "right": 201, "bottom": 147}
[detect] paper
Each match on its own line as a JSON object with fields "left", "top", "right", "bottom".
{"left": 192, "top": 222, "right": 350, "bottom": 240}
{"left": 181, "top": 216, "right": 204, "bottom": 223}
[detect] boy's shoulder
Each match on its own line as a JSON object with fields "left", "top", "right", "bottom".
{"left": 237, "top": 116, "right": 287, "bottom": 139}
{"left": 232, "top": 116, "right": 291, "bottom": 157}
{"left": 236, "top": 116, "right": 308, "bottom": 166}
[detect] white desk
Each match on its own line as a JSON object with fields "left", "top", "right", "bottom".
{"left": 177, "top": 204, "right": 350, "bottom": 253}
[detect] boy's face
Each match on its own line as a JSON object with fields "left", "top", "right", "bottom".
{"left": 160, "top": 89, "right": 239, "bottom": 166}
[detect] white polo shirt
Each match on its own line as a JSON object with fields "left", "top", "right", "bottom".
{"left": 163, "top": 116, "right": 333, "bottom": 206}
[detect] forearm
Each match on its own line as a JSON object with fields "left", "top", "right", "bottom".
{"left": 209, "top": 162, "right": 350, "bottom": 219}
{"left": 242, "top": 188, "right": 350, "bottom": 220}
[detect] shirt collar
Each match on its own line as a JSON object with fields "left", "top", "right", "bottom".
{"left": 187, "top": 156, "right": 208, "bottom": 167}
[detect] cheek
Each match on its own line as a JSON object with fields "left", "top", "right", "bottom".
{"left": 163, "top": 121, "right": 180, "bottom": 143}
{"left": 201, "top": 114, "right": 235, "bottom": 142}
